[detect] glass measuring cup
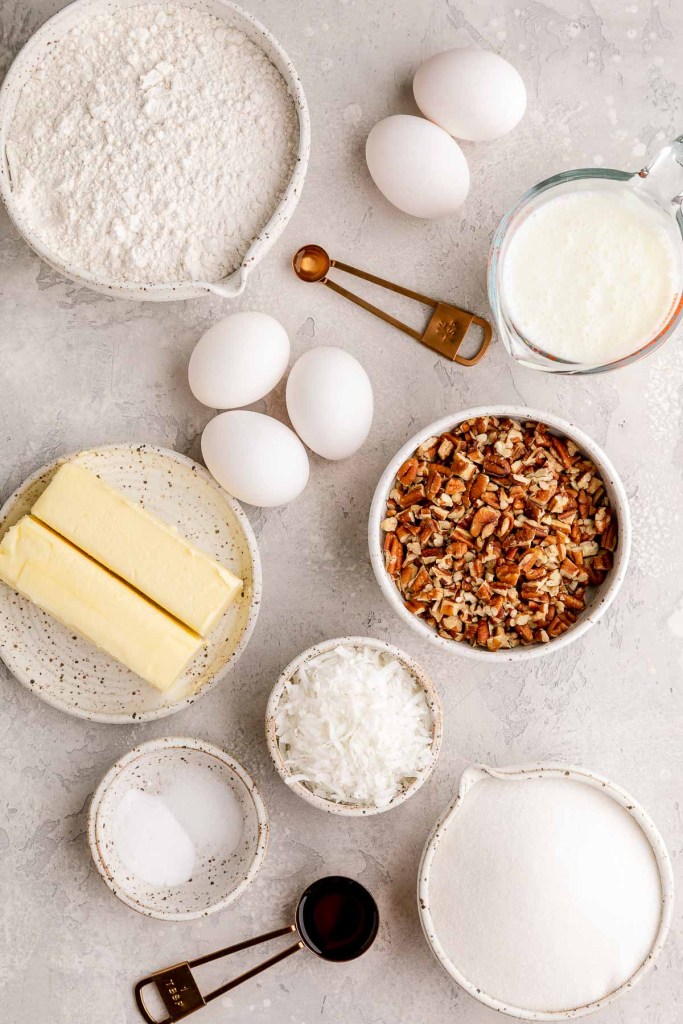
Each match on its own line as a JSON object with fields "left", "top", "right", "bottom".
{"left": 488, "top": 134, "right": 683, "bottom": 373}
{"left": 134, "top": 876, "right": 379, "bottom": 1023}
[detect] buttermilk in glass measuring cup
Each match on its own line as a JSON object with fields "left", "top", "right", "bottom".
{"left": 488, "top": 134, "right": 683, "bottom": 373}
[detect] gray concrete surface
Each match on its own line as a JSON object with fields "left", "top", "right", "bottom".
{"left": 0, "top": 1, "right": 681, "bottom": 1021}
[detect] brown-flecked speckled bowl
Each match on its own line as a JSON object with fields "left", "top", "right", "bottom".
{"left": 0, "top": 0, "right": 310, "bottom": 301}
{"left": 265, "top": 636, "right": 443, "bottom": 817}
{"left": 88, "top": 737, "right": 268, "bottom": 921}
{"left": 418, "top": 763, "right": 674, "bottom": 1020}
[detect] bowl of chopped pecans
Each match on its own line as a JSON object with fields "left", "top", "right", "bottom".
{"left": 369, "top": 407, "right": 631, "bottom": 661}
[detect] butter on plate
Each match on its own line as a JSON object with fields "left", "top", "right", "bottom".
{"left": 32, "top": 462, "right": 242, "bottom": 636}
{"left": 0, "top": 517, "right": 201, "bottom": 692}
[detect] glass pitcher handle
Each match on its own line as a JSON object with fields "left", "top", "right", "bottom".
{"left": 634, "top": 134, "right": 683, "bottom": 207}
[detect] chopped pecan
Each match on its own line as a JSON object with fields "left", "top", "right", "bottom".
{"left": 447, "top": 539, "right": 469, "bottom": 558}
{"left": 437, "top": 437, "right": 454, "bottom": 461}
{"left": 470, "top": 506, "right": 500, "bottom": 539}
{"left": 483, "top": 454, "right": 511, "bottom": 477}
{"left": 592, "top": 551, "right": 613, "bottom": 572}
{"left": 452, "top": 452, "right": 477, "bottom": 481}
{"left": 444, "top": 477, "right": 464, "bottom": 499}
{"left": 399, "top": 484, "right": 426, "bottom": 508}
{"left": 516, "top": 623, "right": 534, "bottom": 644}
{"left": 410, "top": 566, "right": 431, "bottom": 593}
{"left": 602, "top": 520, "right": 617, "bottom": 551}
{"left": 498, "top": 511, "right": 514, "bottom": 538}
{"left": 496, "top": 562, "right": 521, "bottom": 587}
{"left": 425, "top": 468, "right": 442, "bottom": 500}
{"left": 594, "top": 506, "right": 610, "bottom": 534}
{"left": 397, "top": 457, "right": 419, "bottom": 487}
{"left": 383, "top": 534, "right": 403, "bottom": 577}
{"left": 383, "top": 417, "right": 617, "bottom": 652}
{"left": 560, "top": 557, "right": 581, "bottom": 579}
{"left": 549, "top": 434, "right": 573, "bottom": 469}
{"left": 470, "top": 472, "right": 490, "bottom": 502}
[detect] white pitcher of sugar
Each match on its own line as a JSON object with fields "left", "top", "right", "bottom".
{"left": 488, "top": 135, "right": 683, "bottom": 373}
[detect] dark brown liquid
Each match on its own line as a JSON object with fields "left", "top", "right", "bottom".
{"left": 296, "top": 876, "right": 379, "bottom": 962}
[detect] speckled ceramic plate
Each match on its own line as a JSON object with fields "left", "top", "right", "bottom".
{"left": 0, "top": 444, "right": 261, "bottom": 722}
{"left": 265, "top": 636, "right": 443, "bottom": 816}
{"left": 88, "top": 737, "right": 268, "bottom": 920}
{"left": 418, "top": 763, "right": 674, "bottom": 1020}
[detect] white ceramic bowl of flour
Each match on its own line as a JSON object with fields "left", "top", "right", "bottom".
{"left": 0, "top": 0, "right": 309, "bottom": 300}
{"left": 418, "top": 763, "right": 674, "bottom": 1019}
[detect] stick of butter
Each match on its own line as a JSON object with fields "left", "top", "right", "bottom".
{"left": 32, "top": 462, "right": 242, "bottom": 636}
{"left": 0, "top": 517, "right": 201, "bottom": 692}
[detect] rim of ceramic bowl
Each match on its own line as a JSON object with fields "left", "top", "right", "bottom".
{"left": 87, "top": 736, "right": 269, "bottom": 921}
{"left": 0, "top": 443, "right": 262, "bottom": 723}
{"left": 417, "top": 762, "right": 675, "bottom": 1020}
{"left": 0, "top": 0, "right": 310, "bottom": 301}
{"left": 265, "top": 635, "right": 443, "bottom": 817}
{"left": 368, "top": 406, "right": 632, "bottom": 663}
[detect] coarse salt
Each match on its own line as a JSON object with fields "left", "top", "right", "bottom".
{"left": 7, "top": 2, "right": 298, "bottom": 284}
{"left": 274, "top": 644, "right": 434, "bottom": 808}
{"left": 162, "top": 765, "right": 244, "bottom": 854}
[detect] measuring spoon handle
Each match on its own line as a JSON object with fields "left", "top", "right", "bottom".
{"left": 203, "top": 941, "right": 303, "bottom": 1004}
{"left": 134, "top": 925, "right": 303, "bottom": 1023}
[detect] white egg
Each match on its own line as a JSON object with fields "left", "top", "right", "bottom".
{"left": 286, "top": 347, "right": 373, "bottom": 461}
{"left": 201, "top": 411, "right": 309, "bottom": 507}
{"left": 365, "top": 115, "right": 469, "bottom": 219}
{"left": 188, "top": 311, "right": 290, "bottom": 409}
{"left": 413, "top": 48, "right": 527, "bottom": 143}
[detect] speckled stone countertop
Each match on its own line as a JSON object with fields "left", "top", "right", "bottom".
{"left": 1, "top": 1, "right": 681, "bottom": 1022}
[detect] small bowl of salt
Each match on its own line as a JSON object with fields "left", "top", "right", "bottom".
{"left": 266, "top": 636, "right": 443, "bottom": 816}
{"left": 88, "top": 737, "right": 268, "bottom": 920}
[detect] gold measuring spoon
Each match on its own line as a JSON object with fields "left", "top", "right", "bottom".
{"left": 134, "top": 876, "right": 379, "bottom": 1023}
{"left": 293, "top": 244, "right": 492, "bottom": 365}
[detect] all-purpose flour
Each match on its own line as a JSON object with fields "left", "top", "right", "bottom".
{"left": 7, "top": 3, "right": 298, "bottom": 284}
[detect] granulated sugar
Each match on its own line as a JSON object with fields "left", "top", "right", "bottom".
{"left": 427, "top": 775, "right": 662, "bottom": 1012}
{"left": 7, "top": 2, "right": 298, "bottom": 284}
{"left": 112, "top": 788, "right": 196, "bottom": 886}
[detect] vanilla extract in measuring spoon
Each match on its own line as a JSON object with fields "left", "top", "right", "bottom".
{"left": 296, "top": 876, "right": 379, "bottom": 961}
{"left": 134, "top": 876, "right": 379, "bottom": 1023}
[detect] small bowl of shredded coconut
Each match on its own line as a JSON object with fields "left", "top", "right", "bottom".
{"left": 0, "top": 0, "right": 309, "bottom": 300}
{"left": 266, "top": 637, "right": 443, "bottom": 816}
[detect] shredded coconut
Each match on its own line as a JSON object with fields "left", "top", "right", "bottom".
{"left": 7, "top": 2, "right": 298, "bottom": 284}
{"left": 274, "top": 644, "right": 433, "bottom": 808}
